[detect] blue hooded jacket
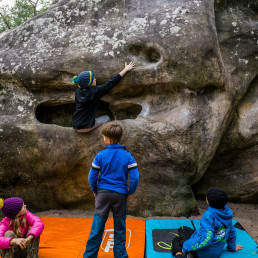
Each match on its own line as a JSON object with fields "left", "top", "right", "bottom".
{"left": 183, "top": 205, "right": 236, "bottom": 258}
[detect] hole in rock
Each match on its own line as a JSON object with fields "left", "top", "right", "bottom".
{"left": 35, "top": 100, "right": 113, "bottom": 127}
{"left": 111, "top": 103, "right": 142, "bottom": 120}
{"left": 129, "top": 44, "right": 161, "bottom": 64}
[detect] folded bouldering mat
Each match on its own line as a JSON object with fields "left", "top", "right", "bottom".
{"left": 145, "top": 219, "right": 194, "bottom": 258}
{"left": 38, "top": 217, "right": 145, "bottom": 258}
{"left": 192, "top": 219, "right": 258, "bottom": 257}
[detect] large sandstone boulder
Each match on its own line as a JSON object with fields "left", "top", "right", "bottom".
{"left": 193, "top": 0, "right": 258, "bottom": 202}
{"left": 0, "top": 0, "right": 257, "bottom": 216}
{"left": 193, "top": 76, "right": 258, "bottom": 202}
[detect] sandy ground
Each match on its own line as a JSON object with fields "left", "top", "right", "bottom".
{"left": 35, "top": 200, "right": 258, "bottom": 243}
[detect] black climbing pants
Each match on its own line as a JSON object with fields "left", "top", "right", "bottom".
{"left": 171, "top": 226, "right": 196, "bottom": 256}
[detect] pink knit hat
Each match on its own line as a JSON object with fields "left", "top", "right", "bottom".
{"left": 0, "top": 197, "right": 23, "bottom": 219}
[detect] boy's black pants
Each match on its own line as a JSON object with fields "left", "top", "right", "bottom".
{"left": 84, "top": 190, "right": 128, "bottom": 258}
{"left": 171, "top": 226, "right": 196, "bottom": 256}
{"left": 95, "top": 190, "right": 127, "bottom": 218}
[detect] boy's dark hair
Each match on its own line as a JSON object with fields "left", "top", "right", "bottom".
{"left": 102, "top": 122, "right": 123, "bottom": 144}
{"left": 207, "top": 187, "right": 228, "bottom": 209}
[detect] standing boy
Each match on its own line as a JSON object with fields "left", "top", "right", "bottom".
{"left": 72, "top": 62, "right": 135, "bottom": 133}
{"left": 172, "top": 187, "right": 243, "bottom": 258}
{"left": 83, "top": 122, "right": 139, "bottom": 258}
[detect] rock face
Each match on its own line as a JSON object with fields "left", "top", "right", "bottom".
{"left": 193, "top": 0, "right": 258, "bottom": 203}
{"left": 0, "top": 0, "right": 257, "bottom": 216}
{"left": 193, "top": 76, "right": 258, "bottom": 203}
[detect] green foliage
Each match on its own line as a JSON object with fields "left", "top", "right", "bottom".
{"left": 0, "top": 0, "right": 51, "bottom": 33}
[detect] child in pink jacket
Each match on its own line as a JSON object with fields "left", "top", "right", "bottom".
{"left": 0, "top": 197, "right": 44, "bottom": 258}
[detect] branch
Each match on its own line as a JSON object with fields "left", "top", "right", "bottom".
{"left": 28, "top": 0, "right": 39, "bottom": 16}
{"left": 28, "top": 0, "right": 39, "bottom": 7}
{"left": 0, "top": 12, "right": 11, "bottom": 29}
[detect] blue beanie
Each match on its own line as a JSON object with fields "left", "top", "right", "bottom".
{"left": 78, "top": 71, "right": 94, "bottom": 88}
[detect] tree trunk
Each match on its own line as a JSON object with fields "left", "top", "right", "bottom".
{"left": 33, "top": 6, "right": 37, "bottom": 16}
{"left": 0, "top": 12, "right": 11, "bottom": 29}
{"left": 28, "top": 0, "right": 39, "bottom": 17}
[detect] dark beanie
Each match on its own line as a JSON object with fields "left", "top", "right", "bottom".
{"left": 207, "top": 187, "right": 228, "bottom": 209}
{"left": 0, "top": 197, "right": 23, "bottom": 219}
{"left": 78, "top": 71, "right": 94, "bottom": 88}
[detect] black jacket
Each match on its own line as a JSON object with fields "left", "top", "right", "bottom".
{"left": 72, "top": 74, "right": 122, "bottom": 129}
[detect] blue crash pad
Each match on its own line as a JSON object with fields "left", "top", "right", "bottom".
{"left": 145, "top": 219, "right": 194, "bottom": 258}
{"left": 192, "top": 219, "right": 258, "bottom": 257}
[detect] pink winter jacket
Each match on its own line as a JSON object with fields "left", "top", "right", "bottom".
{"left": 0, "top": 210, "right": 44, "bottom": 249}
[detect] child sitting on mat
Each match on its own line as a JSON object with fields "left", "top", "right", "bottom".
{"left": 172, "top": 187, "right": 243, "bottom": 258}
{"left": 0, "top": 197, "right": 44, "bottom": 258}
{"left": 72, "top": 62, "right": 136, "bottom": 133}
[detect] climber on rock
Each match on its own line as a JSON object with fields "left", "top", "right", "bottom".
{"left": 72, "top": 62, "right": 136, "bottom": 133}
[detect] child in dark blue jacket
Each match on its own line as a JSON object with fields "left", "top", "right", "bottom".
{"left": 83, "top": 122, "right": 139, "bottom": 258}
{"left": 72, "top": 62, "right": 135, "bottom": 133}
{"left": 172, "top": 187, "right": 243, "bottom": 258}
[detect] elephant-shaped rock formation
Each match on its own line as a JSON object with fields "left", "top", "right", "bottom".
{"left": 0, "top": 0, "right": 257, "bottom": 215}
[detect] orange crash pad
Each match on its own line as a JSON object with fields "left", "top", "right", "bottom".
{"left": 38, "top": 217, "right": 145, "bottom": 258}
